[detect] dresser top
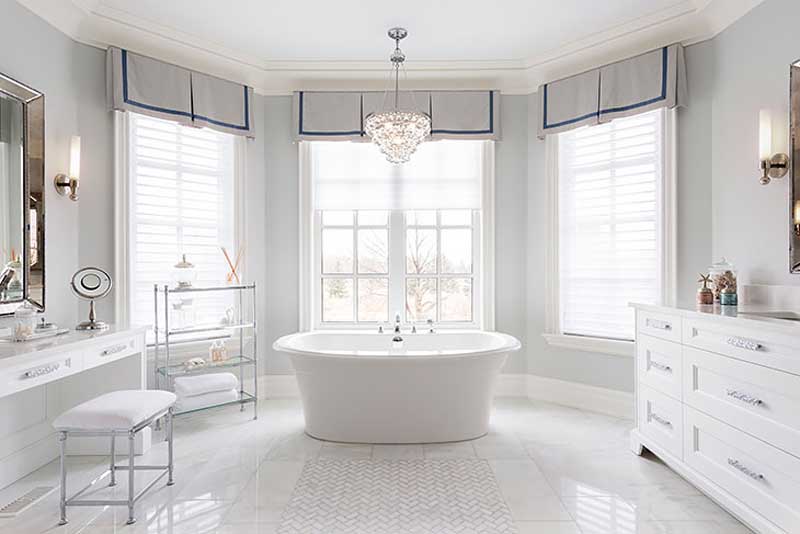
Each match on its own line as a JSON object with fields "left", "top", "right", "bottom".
{"left": 631, "top": 303, "right": 800, "bottom": 337}
{"left": 0, "top": 325, "right": 148, "bottom": 363}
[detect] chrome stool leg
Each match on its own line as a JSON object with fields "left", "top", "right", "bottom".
{"left": 167, "top": 409, "right": 175, "bottom": 486}
{"left": 109, "top": 432, "right": 116, "bottom": 487}
{"left": 58, "top": 432, "right": 68, "bottom": 526}
{"left": 127, "top": 430, "right": 136, "bottom": 525}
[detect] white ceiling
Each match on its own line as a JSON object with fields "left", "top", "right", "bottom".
{"left": 19, "top": 0, "right": 764, "bottom": 94}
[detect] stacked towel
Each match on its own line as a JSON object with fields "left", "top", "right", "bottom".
{"left": 174, "top": 372, "right": 239, "bottom": 398}
{"left": 173, "top": 373, "right": 240, "bottom": 412}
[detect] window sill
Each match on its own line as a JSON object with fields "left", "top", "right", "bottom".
{"left": 542, "top": 333, "right": 634, "bottom": 358}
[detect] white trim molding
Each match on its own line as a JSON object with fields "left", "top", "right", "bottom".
{"left": 527, "top": 375, "right": 634, "bottom": 419}
{"left": 542, "top": 333, "right": 634, "bottom": 358}
{"left": 17, "top": 0, "right": 764, "bottom": 95}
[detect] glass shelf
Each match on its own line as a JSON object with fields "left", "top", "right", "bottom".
{"left": 173, "top": 390, "right": 256, "bottom": 416}
{"left": 157, "top": 283, "right": 256, "bottom": 294}
{"left": 157, "top": 355, "right": 256, "bottom": 377}
{"left": 166, "top": 322, "right": 254, "bottom": 337}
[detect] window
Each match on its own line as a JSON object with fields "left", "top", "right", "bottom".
{"left": 125, "top": 113, "right": 238, "bottom": 329}
{"left": 548, "top": 109, "right": 674, "bottom": 347}
{"left": 304, "top": 140, "right": 492, "bottom": 328}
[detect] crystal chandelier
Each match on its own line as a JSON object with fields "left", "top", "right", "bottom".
{"left": 364, "top": 27, "right": 431, "bottom": 164}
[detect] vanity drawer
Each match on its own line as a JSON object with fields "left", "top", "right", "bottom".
{"left": 83, "top": 335, "right": 143, "bottom": 370}
{"left": 682, "top": 317, "right": 800, "bottom": 375}
{"left": 636, "top": 309, "right": 681, "bottom": 344}
{"left": 684, "top": 407, "right": 800, "bottom": 534}
{"left": 637, "top": 334, "right": 682, "bottom": 401}
{"left": 638, "top": 384, "right": 683, "bottom": 459}
{"left": 684, "top": 346, "right": 800, "bottom": 459}
{"left": 3, "top": 353, "right": 81, "bottom": 396}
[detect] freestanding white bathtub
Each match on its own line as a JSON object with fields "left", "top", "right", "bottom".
{"left": 272, "top": 330, "right": 521, "bottom": 444}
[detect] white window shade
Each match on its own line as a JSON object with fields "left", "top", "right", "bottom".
{"left": 128, "top": 113, "right": 236, "bottom": 329}
{"left": 311, "top": 140, "right": 484, "bottom": 210}
{"left": 558, "top": 109, "right": 664, "bottom": 341}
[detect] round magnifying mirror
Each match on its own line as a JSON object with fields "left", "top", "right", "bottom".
{"left": 70, "top": 267, "right": 112, "bottom": 330}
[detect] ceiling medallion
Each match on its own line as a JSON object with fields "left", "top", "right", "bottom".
{"left": 364, "top": 27, "right": 431, "bottom": 164}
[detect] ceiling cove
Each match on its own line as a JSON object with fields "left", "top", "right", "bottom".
{"left": 18, "top": 0, "right": 763, "bottom": 95}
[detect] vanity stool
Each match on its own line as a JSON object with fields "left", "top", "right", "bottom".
{"left": 53, "top": 390, "right": 177, "bottom": 526}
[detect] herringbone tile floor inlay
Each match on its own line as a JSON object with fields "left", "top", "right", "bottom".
{"left": 277, "top": 458, "right": 517, "bottom": 534}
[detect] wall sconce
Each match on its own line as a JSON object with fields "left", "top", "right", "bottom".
{"left": 759, "top": 110, "right": 789, "bottom": 185}
{"left": 54, "top": 136, "right": 80, "bottom": 201}
{"left": 794, "top": 200, "right": 800, "bottom": 237}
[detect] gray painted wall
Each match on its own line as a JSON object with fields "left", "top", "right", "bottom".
{"left": 0, "top": 0, "right": 101, "bottom": 329}
{"left": 709, "top": 0, "right": 800, "bottom": 287}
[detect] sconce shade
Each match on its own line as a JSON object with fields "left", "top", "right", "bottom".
{"left": 759, "top": 110, "right": 772, "bottom": 161}
{"left": 69, "top": 136, "right": 81, "bottom": 180}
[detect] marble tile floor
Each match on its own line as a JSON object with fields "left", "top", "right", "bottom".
{"left": 0, "top": 398, "right": 753, "bottom": 534}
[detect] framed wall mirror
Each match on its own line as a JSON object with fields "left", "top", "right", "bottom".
{"left": 0, "top": 72, "right": 44, "bottom": 315}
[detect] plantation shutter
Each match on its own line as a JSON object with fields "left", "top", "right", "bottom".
{"left": 128, "top": 113, "right": 236, "bottom": 329}
{"left": 558, "top": 109, "right": 664, "bottom": 341}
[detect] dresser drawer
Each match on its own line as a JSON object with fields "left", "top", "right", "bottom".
{"left": 684, "top": 407, "right": 800, "bottom": 534}
{"left": 684, "top": 346, "right": 800, "bottom": 459}
{"left": 83, "top": 335, "right": 143, "bottom": 370}
{"left": 638, "top": 384, "right": 683, "bottom": 459}
{"left": 636, "top": 309, "right": 681, "bottom": 343}
{"left": 683, "top": 317, "right": 800, "bottom": 375}
{"left": 3, "top": 353, "right": 81, "bottom": 396}
{"left": 637, "top": 334, "right": 682, "bottom": 401}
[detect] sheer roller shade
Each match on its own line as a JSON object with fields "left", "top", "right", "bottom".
{"left": 558, "top": 109, "right": 664, "bottom": 341}
{"left": 128, "top": 113, "right": 236, "bottom": 329}
{"left": 311, "top": 140, "right": 484, "bottom": 210}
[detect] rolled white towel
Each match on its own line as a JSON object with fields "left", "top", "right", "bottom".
{"left": 173, "top": 372, "right": 239, "bottom": 398}
{"left": 175, "top": 389, "right": 239, "bottom": 412}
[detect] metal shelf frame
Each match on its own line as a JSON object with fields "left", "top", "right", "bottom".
{"left": 153, "top": 283, "right": 258, "bottom": 419}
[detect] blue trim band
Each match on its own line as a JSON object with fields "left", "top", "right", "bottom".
{"left": 430, "top": 91, "right": 494, "bottom": 135}
{"left": 121, "top": 50, "right": 192, "bottom": 119}
{"left": 122, "top": 49, "right": 251, "bottom": 131}
{"left": 599, "top": 47, "right": 668, "bottom": 115}
{"left": 543, "top": 46, "right": 669, "bottom": 130}
{"left": 298, "top": 91, "right": 363, "bottom": 137}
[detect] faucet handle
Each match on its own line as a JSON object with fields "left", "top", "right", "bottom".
{"left": 427, "top": 318, "right": 435, "bottom": 333}
{"left": 378, "top": 325, "right": 384, "bottom": 334}
{"left": 395, "top": 313, "right": 401, "bottom": 323}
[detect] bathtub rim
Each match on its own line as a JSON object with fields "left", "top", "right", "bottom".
{"left": 272, "top": 330, "right": 521, "bottom": 361}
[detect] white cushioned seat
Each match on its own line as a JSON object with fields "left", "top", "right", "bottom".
{"left": 53, "top": 390, "right": 177, "bottom": 431}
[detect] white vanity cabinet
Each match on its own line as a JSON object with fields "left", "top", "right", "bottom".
{"left": 631, "top": 304, "right": 800, "bottom": 534}
{"left": 0, "top": 326, "right": 149, "bottom": 489}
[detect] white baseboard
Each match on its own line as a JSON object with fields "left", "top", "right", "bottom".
{"left": 259, "top": 373, "right": 530, "bottom": 399}
{"left": 257, "top": 373, "right": 634, "bottom": 419}
{"left": 526, "top": 375, "right": 634, "bottom": 419}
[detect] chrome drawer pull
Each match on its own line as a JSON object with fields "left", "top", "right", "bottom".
{"left": 650, "top": 412, "right": 672, "bottom": 428}
{"left": 22, "top": 362, "right": 61, "bottom": 379}
{"left": 726, "top": 389, "right": 764, "bottom": 407}
{"left": 101, "top": 344, "right": 128, "bottom": 357}
{"left": 726, "top": 336, "right": 762, "bottom": 351}
{"left": 728, "top": 458, "right": 765, "bottom": 481}
{"left": 647, "top": 319, "right": 672, "bottom": 331}
{"left": 650, "top": 361, "right": 672, "bottom": 373}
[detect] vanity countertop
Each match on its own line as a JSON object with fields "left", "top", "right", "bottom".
{"left": 0, "top": 325, "right": 148, "bottom": 365}
{"left": 630, "top": 302, "right": 800, "bottom": 336}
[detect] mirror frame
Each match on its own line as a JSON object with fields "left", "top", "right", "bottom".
{"left": 0, "top": 72, "right": 45, "bottom": 315}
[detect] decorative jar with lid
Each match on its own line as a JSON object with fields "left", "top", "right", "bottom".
{"left": 172, "top": 254, "right": 197, "bottom": 289}
{"left": 13, "top": 302, "right": 37, "bottom": 341}
{"left": 708, "top": 258, "right": 737, "bottom": 303}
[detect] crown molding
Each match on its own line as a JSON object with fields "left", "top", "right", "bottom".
{"left": 16, "top": 0, "right": 764, "bottom": 95}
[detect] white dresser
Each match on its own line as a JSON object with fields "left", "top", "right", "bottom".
{"left": 0, "top": 326, "right": 149, "bottom": 489}
{"left": 631, "top": 304, "right": 800, "bottom": 534}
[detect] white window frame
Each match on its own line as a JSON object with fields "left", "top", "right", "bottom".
{"left": 113, "top": 111, "right": 247, "bottom": 331}
{"left": 543, "top": 108, "right": 677, "bottom": 358}
{"left": 299, "top": 141, "right": 495, "bottom": 331}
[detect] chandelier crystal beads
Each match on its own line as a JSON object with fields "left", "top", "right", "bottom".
{"left": 364, "top": 27, "right": 431, "bottom": 164}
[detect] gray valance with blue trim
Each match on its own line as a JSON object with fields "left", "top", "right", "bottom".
{"left": 293, "top": 90, "right": 500, "bottom": 141}
{"left": 537, "top": 44, "right": 686, "bottom": 139}
{"left": 106, "top": 47, "right": 255, "bottom": 138}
